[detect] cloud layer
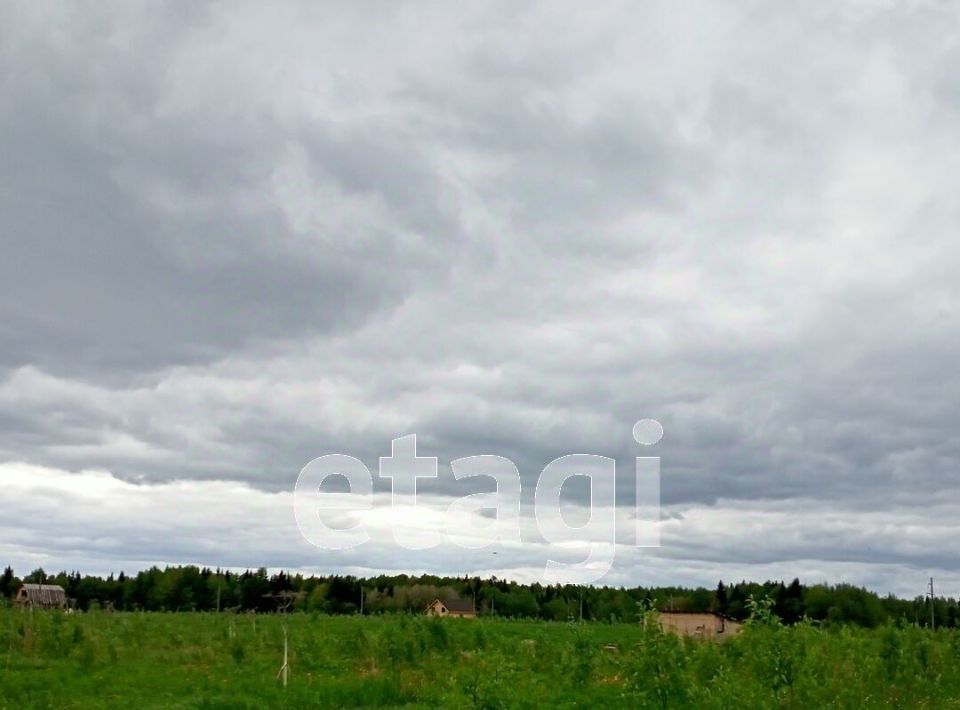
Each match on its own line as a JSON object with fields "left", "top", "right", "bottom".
{"left": 2, "top": 0, "right": 960, "bottom": 594}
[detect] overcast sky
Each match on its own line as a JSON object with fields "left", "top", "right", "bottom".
{"left": 2, "top": 0, "right": 960, "bottom": 596}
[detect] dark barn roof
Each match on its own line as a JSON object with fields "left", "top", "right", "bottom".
{"left": 16, "top": 584, "right": 68, "bottom": 607}
{"left": 439, "top": 598, "right": 474, "bottom": 613}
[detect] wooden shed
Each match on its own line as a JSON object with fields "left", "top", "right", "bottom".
{"left": 425, "top": 598, "right": 476, "bottom": 619}
{"left": 15, "top": 584, "right": 68, "bottom": 610}
{"left": 658, "top": 611, "right": 742, "bottom": 639}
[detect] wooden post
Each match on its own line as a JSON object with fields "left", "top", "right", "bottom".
{"left": 283, "top": 627, "right": 288, "bottom": 688}
{"left": 276, "top": 624, "right": 289, "bottom": 688}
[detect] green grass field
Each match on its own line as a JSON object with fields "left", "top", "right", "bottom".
{"left": 3, "top": 610, "right": 960, "bottom": 708}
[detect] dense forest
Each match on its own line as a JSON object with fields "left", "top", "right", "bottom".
{"left": 2, "top": 564, "right": 954, "bottom": 628}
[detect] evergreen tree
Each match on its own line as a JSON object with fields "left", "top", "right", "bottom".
{"left": 0, "top": 566, "right": 15, "bottom": 599}
{"left": 715, "top": 580, "right": 728, "bottom": 614}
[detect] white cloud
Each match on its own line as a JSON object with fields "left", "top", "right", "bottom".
{"left": 1, "top": 462, "right": 957, "bottom": 595}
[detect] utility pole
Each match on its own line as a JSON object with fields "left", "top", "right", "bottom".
{"left": 579, "top": 588, "right": 584, "bottom": 624}
{"left": 930, "top": 577, "right": 936, "bottom": 631}
{"left": 359, "top": 587, "right": 364, "bottom": 615}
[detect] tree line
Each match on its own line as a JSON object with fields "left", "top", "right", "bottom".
{"left": 1, "top": 564, "right": 953, "bottom": 627}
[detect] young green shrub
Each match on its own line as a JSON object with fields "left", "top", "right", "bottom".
{"left": 627, "top": 622, "right": 684, "bottom": 708}
{"left": 425, "top": 617, "right": 450, "bottom": 651}
{"left": 230, "top": 638, "right": 246, "bottom": 665}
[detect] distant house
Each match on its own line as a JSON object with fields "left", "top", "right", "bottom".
{"left": 15, "top": 584, "right": 68, "bottom": 610}
{"left": 658, "top": 611, "right": 742, "bottom": 639}
{"left": 425, "top": 598, "right": 476, "bottom": 619}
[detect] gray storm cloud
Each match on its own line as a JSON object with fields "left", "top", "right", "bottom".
{"left": 1, "top": 0, "right": 959, "bottom": 592}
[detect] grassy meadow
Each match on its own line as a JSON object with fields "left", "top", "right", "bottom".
{"left": 3, "top": 610, "right": 960, "bottom": 708}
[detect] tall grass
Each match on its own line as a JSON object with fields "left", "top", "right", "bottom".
{"left": 2, "top": 610, "right": 960, "bottom": 708}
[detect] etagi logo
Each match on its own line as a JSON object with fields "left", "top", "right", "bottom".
{"left": 294, "top": 419, "right": 663, "bottom": 585}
